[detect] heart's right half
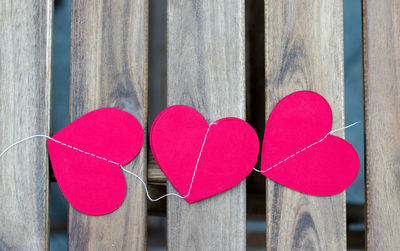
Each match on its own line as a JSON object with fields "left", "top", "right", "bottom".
{"left": 261, "top": 91, "right": 359, "bottom": 196}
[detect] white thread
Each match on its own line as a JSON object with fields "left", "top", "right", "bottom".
{"left": 0, "top": 135, "right": 52, "bottom": 158}
{"left": 0, "top": 123, "right": 216, "bottom": 202}
{"left": 0, "top": 121, "right": 360, "bottom": 201}
{"left": 253, "top": 121, "right": 361, "bottom": 173}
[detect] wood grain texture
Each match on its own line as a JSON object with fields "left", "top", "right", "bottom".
{"left": 363, "top": 0, "right": 400, "bottom": 249}
{"left": 0, "top": 0, "right": 52, "bottom": 250}
{"left": 167, "top": 1, "right": 246, "bottom": 250}
{"left": 148, "top": 150, "right": 165, "bottom": 182}
{"left": 69, "top": 0, "right": 148, "bottom": 250}
{"left": 265, "top": 1, "right": 346, "bottom": 250}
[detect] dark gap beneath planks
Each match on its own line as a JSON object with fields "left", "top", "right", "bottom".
{"left": 343, "top": 0, "right": 365, "bottom": 249}
{"left": 245, "top": 0, "right": 267, "bottom": 250}
{"left": 49, "top": 0, "right": 71, "bottom": 250}
{"left": 147, "top": 0, "right": 168, "bottom": 250}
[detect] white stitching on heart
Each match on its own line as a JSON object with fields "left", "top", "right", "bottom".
{"left": 253, "top": 121, "right": 361, "bottom": 173}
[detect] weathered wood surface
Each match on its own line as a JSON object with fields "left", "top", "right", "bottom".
{"left": 363, "top": 0, "right": 400, "bottom": 249}
{"left": 69, "top": 0, "right": 148, "bottom": 250}
{"left": 167, "top": 1, "right": 246, "bottom": 250}
{"left": 148, "top": 150, "right": 165, "bottom": 182}
{"left": 0, "top": 0, "right": 53, "bottom": 250}
{"left": 265, "top": 1, "right": 346, "bottom": 250}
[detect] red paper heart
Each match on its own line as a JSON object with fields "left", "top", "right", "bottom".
{"left": 261, "top": 91, "right": 359, "bottom": 196}
{"left": 150, "top": 105, "right": 259, "bottom": 203}
{"left": 47, "top": 108, "right": 143, "bottom": 215}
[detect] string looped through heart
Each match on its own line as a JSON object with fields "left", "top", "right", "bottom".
{"left": 121, "top": 122, "right": 217, "bottom": 201}
{"left": 0, "top": 121, "right": 360, "bottom": 201}
{"left": 253, "top": 121, "right": 361, "bottom": 173}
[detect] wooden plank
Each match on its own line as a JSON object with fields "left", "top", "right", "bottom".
{"left": 148, "top": 150, "right": 165, "bottom": 182}
{"left": 363, "top": 0, "right": 400, "bottom": 249}
{"left": 265, "top": 1, "right": 346, "bottom": 250}
{"left": 167, "top": 1, "right": 246, "bottom": 250}
{"left": 0, "top": 0, "right": 53, "bottom": 250}
{"left": 69, "top": 0, "right": 148, "bottom": 250}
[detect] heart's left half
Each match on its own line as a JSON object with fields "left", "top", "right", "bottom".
{"left": 47, "top": 108, "right": 143, "bottom": 215}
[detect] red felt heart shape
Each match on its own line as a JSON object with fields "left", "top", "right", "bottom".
{"left": 47, "top": 108, "right": 143, "bottom": 215}
{"left": 261, "top": 91, "right": 359, "bottom": 196}
{"left": 150, "top": 105, "right": 259, "bottom": 203}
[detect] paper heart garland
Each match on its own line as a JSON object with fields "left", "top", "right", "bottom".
{"left": 43, "top": 91, "right": 359, "bottom": 216}
{"left": 47, "top": 108, "right": 143, "bottom": 215}
{"left": 150, "top": 105, "right": 259, "bottom": 203}
{"left": 261, "top": 91, "right": 359, "bottom": 196}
